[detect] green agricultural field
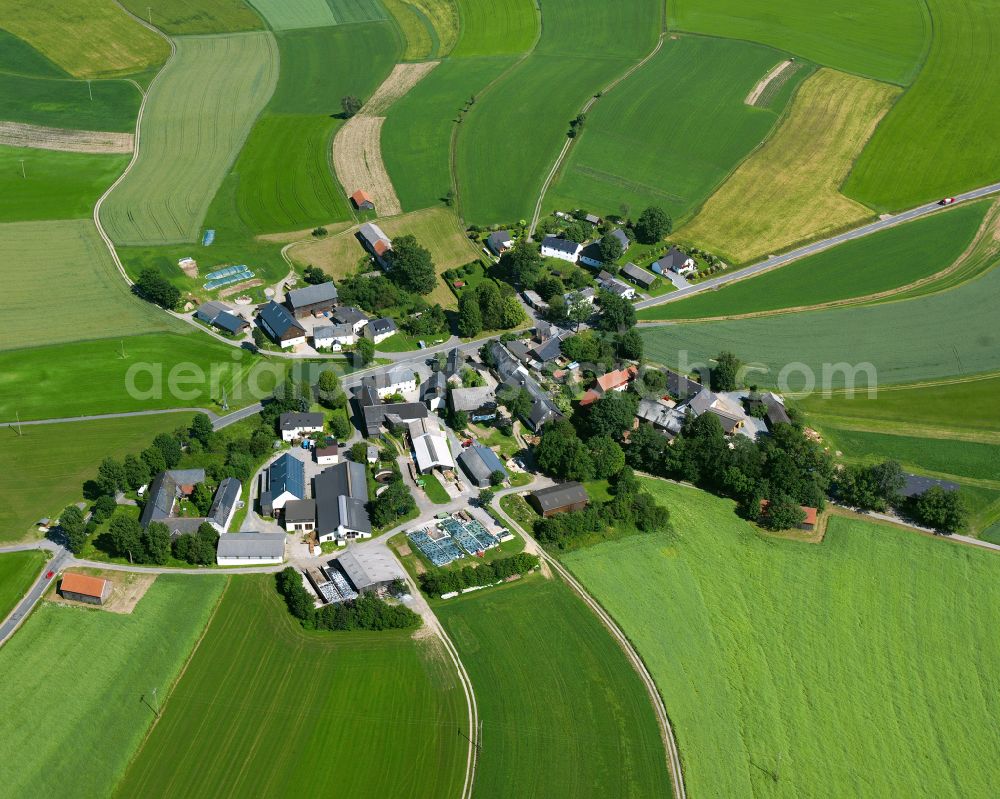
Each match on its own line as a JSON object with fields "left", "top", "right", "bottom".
{"left": 382, "top": 55, "right": 517, "bottom": 211}
{"left": 0, "top": 147, "right": 129, "bottom": 222}
{"left": 452, "top": 0, "right": 537, "bottom": 56}
{"left": 0, "top": 220, "right": 181, "bottom": 349}
{"left": 563, "top": 480, "right": 1000, "bottom": 798}
{"left": 0, "top": 0, "right": 170, "bottom": 78}
{"left": 678, "top": 68, "right": 898, "bottom": 263}
{"left": 100, "top": 32, "right": 278, "bottom": 246}
{"left": 845, "top": 0, "right": 1000, "bottom": 210}
{"left": 437, "top": 577, "right": 674, "bottom": 799}
{"left": 0, "top": 413, "right": 196, "bottom": 541}
{"left": 119, "top": 0, "right": 264, "bottom": 34}
{"left": 669, "top": 0, "right": 929, "bottom": 85}
{"left": 0, "top": 73, "right": 140, "bottom": 131}
{"left": 455, "top": 0, "right": 661, "bottom": 223}
{"left": 795, "top": 374, "right": 1000, "bottom": 435}
{"left": 640, "top": 201, "right": 989, "bottom": 320}
{"left": 641, "top": 265, "right": 1000, "bottom": 390}
{"left": 821, "top": 427, "right": 1000, "bottom": 483}
{"left": 0, "top": 574, "right": 225, "bottom": 798}
{"left": 0, "top": 333, "right": 287, "bottom": 421}
{"left": 546, "top": 36, "right": 810, "bottom": 222}
{"left": 0, "top": 29, "right": 68, "bottom": 77}
{"left": 383, "top": 0, "right": 459, "bottom": 60}
{"left": 116, "top": 576, "right": 467, "bottom": 798}
{"left": 250, "top": 0, "right": 386, "bottom": 30}
{"left": 0, "top": 551, "right": 46, "bottom": 619}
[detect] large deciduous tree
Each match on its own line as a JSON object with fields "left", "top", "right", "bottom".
{"left": 386, "top": 235, "right": 436, "bottom": 295}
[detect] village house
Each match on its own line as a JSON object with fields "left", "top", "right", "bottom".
{"left": 449, "top": 386, "right": 498, "bottom": 422}
{"left": 355, "top": 383, "right": 429, "bottom": 438}
{"left": 580, "top": 365, "right": 639, "bottom": 406}
{"left": 486, "top": 230, "right": 513, "bottom": 256}
{"left": 540, "top": 235, "right": 582, "bottom": 263}
{"left": 279, "top": 411, "right": 325, "bottom": 442}
{"left": 313, "top": 322, "right": 356, "bottom": 351}
{"left": 282, "top": 499, "right": 316, "bottom": 533}
{"left": 620, "top": 261, "right": 656, "bottom": 289}
{"left": 314, "top": 461, "right": 371, "bottom": 542}
{"left": 257, "top": 301, "right": 307, "bottom": 348}
{"left": 688, "top": 390, "right": 749, "bottom": 434}
{"left": 597, "top": 270, "right": 635, "bottom": 300}
{"left": 331, "top": 306, "right": 369, "bottom": 335}
{"left": 579, "top": 229, "right": 630, "bottom": 268}
{"left": 364, "top": 316, "right": 397, "bottom": 344}
{"left": 285, "top": 281, "right": 338, "bottom": 318}
{"left": 656, "top": 246, "right": 697, "bottom": 276}
{"left": 315, "top": 442, "right": 340, "bottom": 465}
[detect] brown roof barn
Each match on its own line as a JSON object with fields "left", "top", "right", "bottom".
{"left": 528, "top": 482, "right": 590, "bottom": 517}
{"left": 60, "top": 572, "right": 112, "bottom": 605}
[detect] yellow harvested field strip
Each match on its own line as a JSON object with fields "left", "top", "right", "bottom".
{"left": 680, "top": 68, "right": 899, "bottom": 263}
{"left": 0, "top": 121, "right": 133, "bottom": 154}
{"left": 744, "top": 59, "right": 794, "bottom": 105}
{"left": 364, "top": 61, "right": 439, "bottom": 114}
{"left": 332, "top": 116, "right": 403, "bottom": 216}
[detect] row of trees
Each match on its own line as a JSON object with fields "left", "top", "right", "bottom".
{"left": 417, "top": 553, "right": 539, "bottom": 597}
{"left": 276, "top": 568, "right": 420, "bottom": 631}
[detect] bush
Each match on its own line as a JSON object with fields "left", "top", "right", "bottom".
{"left": 418, "top": 553, "right": 539, "bottom": 596}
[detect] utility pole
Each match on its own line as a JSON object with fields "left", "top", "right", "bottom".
{"left": 87, "top": 79, "right": 92, "bottom": 101}
{"left": 152, "top": 686, "right": 160, "bottom": 717}
{"left": 221, "top": 387, "right": 229, "bottom": 411}
{"left": 14, "top": 411, "right": 22, "bottom": 436}
{"left": 147, "top": 7, "right": 152, "bottom": 25}
{"left": 19, "top": 159, "right": 26, "bottom": 179}
{"left": 120, "top": 339, "right": 126, "bottom": 359}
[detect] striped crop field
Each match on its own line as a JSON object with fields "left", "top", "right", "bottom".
{"left": 455, "top": 0, "right": 662, "bottom": 224}
{"left": 100, "top": 32, "right": 278, "bottom": 246}
{"left": 383, "top": 0, "right": 460, "bottom": 60}
{"left": 678, "top": 68, "right": 898, "bottom": 264}
{"left": 0, "top": 0, "right": 170, "bottom": 78}
{"left": 452, "top": 0, "right": 538, "bottom": 56}
{"left": 546, "top": 35, "right": 810, "bottom": 223}
{"left": 115, "top": 576, "right": 467, "bottom": 798}
{"left": 250, "top": 0, "right": 386, "bottom": 30}
{"left": 0, "top": 219, "right": 181, "bottom": 349}
{"left": 563, "top": 480, "right": 1000, "bottom": 798}
{"left": 641, "top": 264, "right": 1000, "bottom": 390}
{"left": 0, "top": 575, "right": 226, "bottom": 799}
{"left": 845, "top": 0, "right": 1000, "bottom": 210}
{"left": 118, "top": 0, "right": 265, "bottom": 34}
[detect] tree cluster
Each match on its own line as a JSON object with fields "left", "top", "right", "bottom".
{"left": 417, "top": 553, "right": 539, "bottom": 596}
{"left": 173, "top": 522, "right": 219, "bottom": 565}
{"left": 909, "top": 485, "right": 967, "bottom": 534}
{"left": 595, "top": 290, "right": 636, "bottom": 332}
{"left": 457, "top": 280, "right": 524, "bottom": 337}
{"left": 276, "top": 568, "right": 420, "bottom": 631}
{"left": 134, "top": 267, "right": 180, "bottom": 310}
{"left": 633, "top": 206, "right": 672, "bottom": 244}
{"left": 385, "top": 235, "right": 436, "bottom": 295}
{"left": 497, "top": 240, "right": 545, "bottom": 289}
{"left": 833, "top": 460, "right": 906, "bottom": 512}
{"left": 370, "top": 473, "right": 417, "bottom": 529}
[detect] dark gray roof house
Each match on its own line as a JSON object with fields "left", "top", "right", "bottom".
{"left": 665, "top": 369, "right": 702, "bottom": 401}
{"left": 283, "top": 498, "right": 316, "bottom": 526}
{"left": 487, "top": 230, "right": 513, "bottom": 256}
{"left": 314, "top": 461, "right": 371, "bottom": 540}
{"left": 621, "top": 261, "right": 656, "bottom": 289}
{"left": 527, "top": 482, "right": 589, "bottom": 517}
{"left": 216, "top": 533, "right": 285, "bottom": 563}
{"left": 458, "top": 444, "right": 508, "bottom": 488}
{"left": 541, "top": 235, "right": 583, "bottom": 257}
{"left": 421, "top": 370, "right": 448, "bottom": 409}
{"left": 195, "top": 302, "right": 249, "bottom": 335}
{"left": 449, "top": 386, "right": 497, "bottom": 414}
{"left": 279, "top": 411, "right": 325, "bottom": 435}
{"left": 656, "top": 246, "right": 695, "bottom": 273}
{"left": 610, "top": 228, "right": 630, "bottom": 250}
{"left": 365, "top": 317, "right": 397, "bottom": 338}
{"left": 206, "top": 477, "right": 241, "bottom": 532}
{"left": 285, "top": 282, "right": 338, "bottom": 318}
{"left": 332, "top": 306, "right": 368, "bottom": 328}
{"left": 354, "top": 383, "right": 428, "bottom": 437}
{"left": 258, "top": 300, "right": 306, "bottom": 345}
{"left": 530, "top": 335, "right": 564, "bottom": 363}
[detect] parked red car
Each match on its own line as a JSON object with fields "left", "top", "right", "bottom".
{"left": 45, "top": 571, "right": 54, "bottom": 580}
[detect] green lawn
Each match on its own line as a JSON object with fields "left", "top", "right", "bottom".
{"left": 0, "top": 574, "right": 226, "bottom": 799}
{"left": 0, "top": 550, "right": 46, "bottom": 619}
{"left": 116, "top": 575, "right": 467, "bottom": 797}
{"left": 119, "top": 0, "right": 264, "bottom": 34}
{"left": 845, "top": 0, "right": 1000, "bottom": 210}
{"left": 0, "top": 332, "right": 287, "bottom": 420}
{"left": 437, "top": 577, "right": 674, "bottom": 798}
{"left": 546, "top": 35, "right": 809, "bottom": 222}
{"left": 0, "top": 147, "right": 128, "bottom": 221}
{"left": 455, "top": 0, "right": 661, "bottom": 223}
{"left": 419, "top": 471, "right": 450, "bottom": 504}
{"left": 452, "top": 0, "right": 537, "bottom": 56}
{"left": 0, "top": 412, "right": 197, "bottom": 541}
{"left": 669, "top": 0, "right": 929, "bottom": 85}
{"left": 563, "top": 480, "right": 1000, "bottom": 797}
{"left": 641, "top": 265, "right": 1000, "bottom": 390}
{"left": 100, "top": 32, "right": 278, "bottom": 245}
{"left": 0, "top": 72, "right": 140, "bottom": 131}
{"left": 639, "top": 201, "right": 989, "bottom": 320}
{"left": 0, "top": 220, "right": 183, "bottom": 350}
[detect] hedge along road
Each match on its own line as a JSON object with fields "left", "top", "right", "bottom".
{"left": 635, "top": 181, "right": 1000, "bottom": 312}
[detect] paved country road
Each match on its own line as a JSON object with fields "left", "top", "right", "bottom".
{"left": 635, "top": 182, "right": 1000, "bottom": 312}
{"left": 0, "top": 546, "right": 67, "bottom": 645}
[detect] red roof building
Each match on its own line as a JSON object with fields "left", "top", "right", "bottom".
{"left": 350, "top": 189, "right": 375, "bottom": 210}
{"left": 60, "top": 572, "right": 112, "bottom": 605}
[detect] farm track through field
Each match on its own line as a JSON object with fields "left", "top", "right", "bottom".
{"left": 744, "top": 58, "right": 794, "bottom": 105}
{"left": 529, "top": 31, "right": 665, "bottom": 237}
{"left": 490, "top": 494, "right": 687, "bottom": 799}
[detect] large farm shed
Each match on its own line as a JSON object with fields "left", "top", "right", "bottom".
{"left": 216, "top": 533, "right": 286, "bottom": 566}
{"left": 59, "top": 572, "right": 111, "bottom": 605}
{"left": 528, "top": 482, "right": 590, "bottom": 517}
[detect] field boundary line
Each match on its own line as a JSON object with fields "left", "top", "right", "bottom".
{"left": 490, "top": 494, "right": 687, "bottom": 799}
{"left": 529, "top": 31, "right": 665, "bottom": 237}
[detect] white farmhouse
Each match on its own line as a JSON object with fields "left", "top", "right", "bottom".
{"left": 541, "top": 235, "right": 582, "bottom": 263}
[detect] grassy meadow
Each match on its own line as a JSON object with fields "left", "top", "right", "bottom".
{"left": 455, "top": 0, "right": 661, "bottom": 224}
{"left": 546, "top": 36, "right": 810, "bottom": 221}
{"left": 437, "top": 577, "right": 674, "bottom": 799}
{"left": 563, "top": 480, "right": 1000, "bottom": 798}
{"left": 116, "top": 575, "right": 467, "bottom": 798}
{"left": 250, "top": 0, "right": 387, "bottom": 29}
{"left": 640, "top": 264, "right": 1000, "bottom": 390}
{"left": 119, "top": 0, "right": 264, "bottom": 34}
{"left": 101, "top": 32, "right": 278, "bottom": 246}
{"left": 669, "top": 0, "right": 929, "bottom": 85}
{"left": 0, "top": 73, "right": 140, "bottom": 131}
{"left": 0, "top": 220, "right": 182, "bottom": 349}
{"left": 639, "top": 201, "right": 989, "bottom": 320}
{"left": 0, "top": 413, "right": 196, "bottom": 541}
{"left": 0, "top": 147, "right": 129, "bottom": 222}
{"left": 679, "top": 69, "right": 898, "bottom": 263}
{"left": 0, "top": 574, "right": 226, "bottom": 799}
{"left": 452, "top": 0, "right": 537, "bottom": 56}
{"left": 0, "top": 551, "right": 46, "bottom": 619}
{"left": 0, "top": 0, "right": 170, "bottom": 78}
{"left": 845, "top": 0, "right": 1000, "bottom": 210}
{"left": 383, "top": 0, "right": 460, "bottom": 60}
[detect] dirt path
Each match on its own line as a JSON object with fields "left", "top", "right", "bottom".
{"left": 0, "top": 121, "right": 134, "bottom": 153}
{"left": 745, "top": 59, "right": 794, "bottom": 105}
{"left": 331, "top": 62, "right": 439, "bottom": 217}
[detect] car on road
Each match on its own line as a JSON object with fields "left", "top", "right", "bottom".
{"left": 45, "top": 571, "right": 54, "bottom": 579}
{"left": 939, "top": 197, "right": 956, "bottom": 205}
